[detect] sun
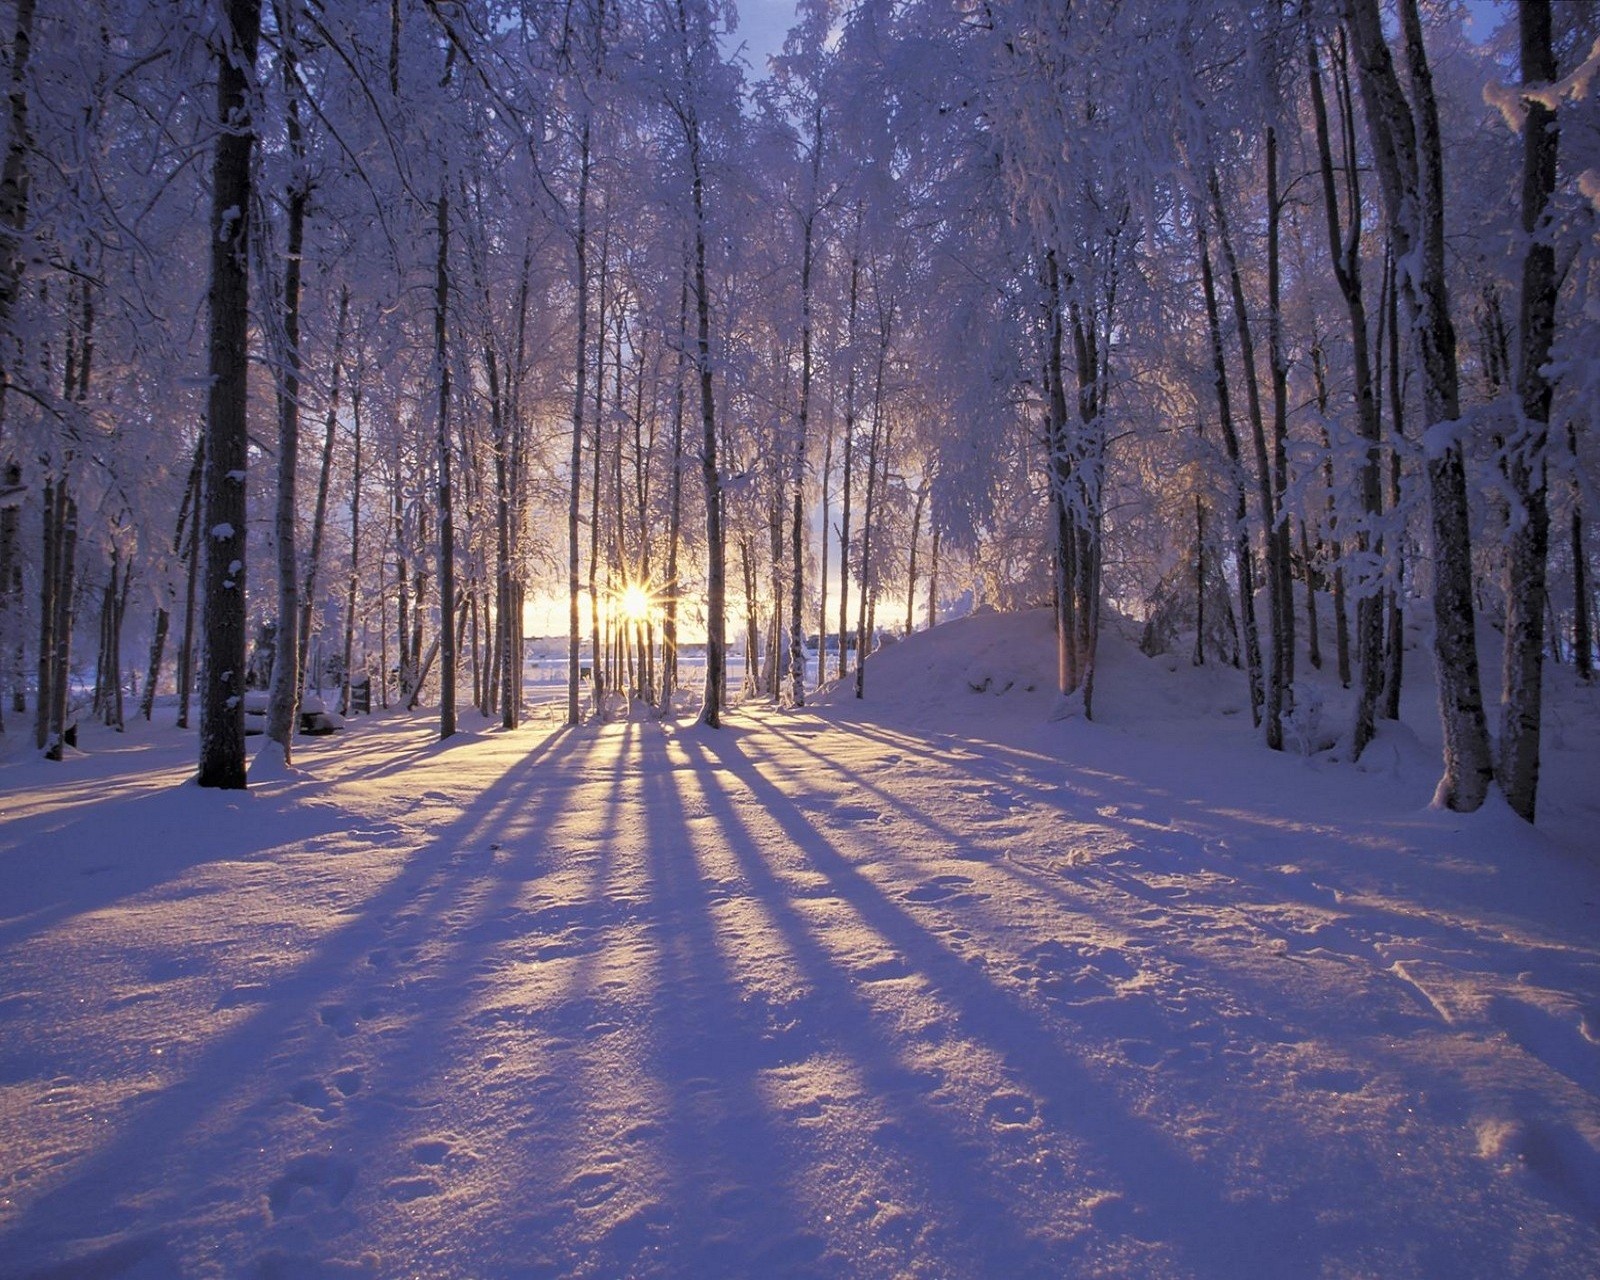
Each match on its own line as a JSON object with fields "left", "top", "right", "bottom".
{"left": 617, "top": 582, "right": 653, "bottom": 624}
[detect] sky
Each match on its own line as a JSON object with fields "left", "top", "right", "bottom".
{"left": 727, "top": 0, "right": 798, "bottom": 71}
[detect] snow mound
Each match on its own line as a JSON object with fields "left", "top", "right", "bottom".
{"left": 817, "top": 607, "right": 1254, "bottom": 743}
{"left": 816, "top": 609, "right": 1055, "bottom": 722}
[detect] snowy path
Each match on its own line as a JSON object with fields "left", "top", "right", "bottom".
{"left": 3, "top": 679, "right": 1600, "bottom": 1277}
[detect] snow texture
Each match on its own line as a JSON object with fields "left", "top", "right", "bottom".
{"left": 2, "top": 611, "right": 1598, "bottom": 1278}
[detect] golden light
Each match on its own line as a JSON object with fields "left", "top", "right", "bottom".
{"left": 617, "top": 582, "right": 653, "bottom": 624}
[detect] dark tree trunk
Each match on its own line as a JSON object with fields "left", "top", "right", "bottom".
{"left": 298, "top": 284, "right": 349, "bottom": 712}
{"left": 1209, "top": 165, "right": 1289, "bottom": 750}
{"left": 662, "top": 265, "right": 687, "bottom": 706}
{"left": 1309, "top": 26, "right": 1385, "bottom": 753}
{"left": 567, "top": 120, "right": 591, "bottom": 725}
{"left": 1498, "top": 0, "right": 1559, "bottom": 821}
{"left": 264, "top": 44, "right": 308, "bottom": 764}
{"left": 1347, "top": 0, "right": 1494, "bottom": 811}
{"left": 0, "top": 0, "right": 35, "bottom": 346}
{"left": 197, "top": 0, "right": 262, "bottom": 789}
{"left": 836, "top": 247, "right": 860, "bottom": 683}
{"left": 341, "top": 361, "right": 363, "bottom": 716}
{"left": 1573, "top": 418, "right": 1593, "bottom": 682}
{"left": 435, "top": 188, "right": 456, "bottom": 740}
{"left": 1197, "top": 217, "right": 1264, "bottom": 726}
{"left": 690, "top": 125, "right": 725, "bottom": 728}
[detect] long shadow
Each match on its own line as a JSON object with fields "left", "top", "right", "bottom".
{"left": 0, "top": 724, "right": 589, "bottom": 1275}
{"left": 630, "top": 723, "right": 828, "bottom": 1276}
{"left": 237, "top": 720, "right": 637, "bottom": 1277}
{"left": 472, "top": 718, "right": 666, "bottom": 1272}
{"left": 672, "top": 725, "right": 1079, "bottom": 1276}
{"left": 743, "top": 714, "right": 1600, "bottom": 1271}
{"left": 750, "top": 717, "right": 1379, "bottom": 1054}
{"left": 0, "top": 722, "right": 573, "bottom": 953}
{"left": 689, "top": 724, "right": 1351, "bottom": 1278}
{"left": 0, "top": 775, "right": 384, "bottom": 954}
{"left": 764, "top": 713, "right": 1578, "bottom": 1008}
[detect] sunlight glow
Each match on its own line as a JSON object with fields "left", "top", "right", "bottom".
{"left": 618, "top": 582, "right": 654, "bottom": 624}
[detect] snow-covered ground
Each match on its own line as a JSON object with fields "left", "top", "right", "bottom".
{"left": 2, "top": 610, "right": 1599, "bottom": 1278}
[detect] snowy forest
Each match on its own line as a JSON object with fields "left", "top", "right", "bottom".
{"left": 7, "top": 4, "right": 1600, "bottom": 1276}
{"left": 1, "top": 0, "right": 1598, "bottom": 796}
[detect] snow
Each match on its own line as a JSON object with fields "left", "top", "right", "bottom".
{"left": 3, "top": 610, "right": 1599, "bottom": 1278}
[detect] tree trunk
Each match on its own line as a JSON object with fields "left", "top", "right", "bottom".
{"left": 297, "top": 284, "right": 348, "bottom": 710}
{"left": 837, "top": 248, "right": 860, "bottom": 683}
{"left": 1573, "top": 417, "right": 1593, "bottom": 682}
{"left": 662, "top": 265, "right": 687, "bottom": 706}
{"left": 197, "top": 0, "right": 262, "bottom": 789}
{"left": 341, "top": 358, "right": 363, "bottom": 716}
{"left": 816, "top": 375, "right": 834, "bottom": 690}
{"left": 264, "top": 54, "right": 308, "bottom": 765}
{"left": 588, "top": 248, "right": 606, "bottom": 710}
{"left": 0, "top": 0, "right": 35, "bottom": 348}
{"left": 35, "top": 478, "right": 58, "bottom": 751}
{"left": 854, "top": 298, "right": 892, "bottom": 700}
{"left": 1378, "top": 244, "right": 1407, "bottom": 722}
{"left": 141, "top": 442, "right": 202, "bottom": 721}
{"left": 488, "top": 335, "right": 516, "bottom": 728}
{"left": 96, "top": 549, "right": 125, "bottom": 729}
{"left": 788, "top": 194, "right": 818, "bottom": 707}
{"left": 45, "top": 493, "right": 77, "bottom": 760}
{"left": 1209, "top": 164, "right": 1289, "bottom": 749}
{"left": 1347, "top": 0, "right": 1493, "bottom": 810}
{"left": 0, "top": 467, "right": 21, "bottom": 723}
{"left": 1044, "top": 252, "right": 1080, "bottom": 697}
{"left": 906, "top": 477, "right": 928, "bottom": 637}
{"left": 1498, "top": 0, "right": 1559, "bottom": 821}
{"left": 1309, "top": 25, "right": 1385, "bottom": 753}
{"left": 141, "top": 607, "right": 169, "bottom": 722}
{"left": 1197, "top": 217, "right": 1264, "bottom": 726}
{"left": 1265, "top": 124, "right": 1296, "bottom": 739}
{"left": 567, "top": 118, "right": 591, "bottom": 725}
{"left": 393, "top": 462, "right": 412, "bottom": 704}
{"left": 176, "top": 460, "right": 202, "bottom": 730}
{"left": 741, "top": 538, "right": 760, "bottom": 701}
{"left": 765, "top": 487, "right": 783, "bottom": 699}
{"left": 690, "top": 121, "right": 725, "bottom": 728}
{"left": 435, "top": 187, "right": 456, "bottom": 740}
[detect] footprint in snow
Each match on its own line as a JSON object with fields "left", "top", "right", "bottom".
{"left": 386, "top": 1176, "right": 441, "bottom": 1202}
{"left": 318, "top": 1002, "right": 381, "bottom": 1037}
{"left": 213, "top": 983, "right": 271, "bottom": 1010}
{"left": 331, "top": 1068, "right": 363, "bottom": 1097}
{"left": 902, "top": 874, "right": 987, "bottom": 905}
{"left": 411, "top": 1137, "right": 452, "bottom": 1165}
{"left": 1013, "top": 940, "right": 1137, "bottom": 1003}
{"left": 1119, "top": 1039, "right": 1164, "bottom": 1068}
{"left": 266, "top": 1154, "right": 355, "bottom": 1219}
{"left": 570, "top": 1168, "right": 619, "bottom": 1209}
{"left": 287, "top": 1078, "right": 339, "bottom": 1119}
{"left": 1297, "top": 1066, "right": 1364, "bottom": 1095}
{"left": 854, "top": 953, "right": 911, "bottom": 982}
{"left": 983, "top": 1091, "right": 1038, "bottom": 1127}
